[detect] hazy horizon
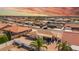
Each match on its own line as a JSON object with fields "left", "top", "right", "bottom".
{"left": 0, "top": 7, "right": 79, "bottom": 16}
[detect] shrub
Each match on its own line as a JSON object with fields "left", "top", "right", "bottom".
{"left": 3, "top": 31, "right": 12, "bottom": 41}
{"left": 0, "top": 35, "right": 9, "bottom": 44}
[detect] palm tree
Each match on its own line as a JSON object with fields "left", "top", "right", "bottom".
{"left": 56, "top": 41, "right": 73, "bottom": 51}
{"left": 30, "top": 37, "right": 47, "bottom": 51}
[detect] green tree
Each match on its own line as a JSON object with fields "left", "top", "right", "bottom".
{"left": 56, "top": 41, "right": 73, "bottom": 51}
{"left": 0, "top": 35, "right": 9, "bottom": 44}
{"left": 30, "top": 37, "right": 47, "bottom": 51}
{"left": 3, "top": 31, "right": 12, "bottom": 41}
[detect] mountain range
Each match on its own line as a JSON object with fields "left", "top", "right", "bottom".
{"left": 0, "top": 7, "right": 79, "bottom": 16}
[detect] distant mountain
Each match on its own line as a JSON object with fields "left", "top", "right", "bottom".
{"left": 0, "top": 7, "right": 79, "bottom": 16}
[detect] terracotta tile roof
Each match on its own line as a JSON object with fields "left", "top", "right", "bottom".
{"left": 62, "top": 31, "right": 79, "bottom": 45}
{"left": 0, "top": 23, "right": 32, "bottom": 33}
{"left": 65, "top": 24, "right": 79, "bottom": 28}
{"left": 0, "top": 23, "right": 9, "bottom": 30}
{"left": 4, "top": 24, "right": 32, "bottom": 33}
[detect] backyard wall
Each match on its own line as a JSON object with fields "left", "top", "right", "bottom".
{"left": 0, "top": 40, "right": 14, "bottom": 49}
